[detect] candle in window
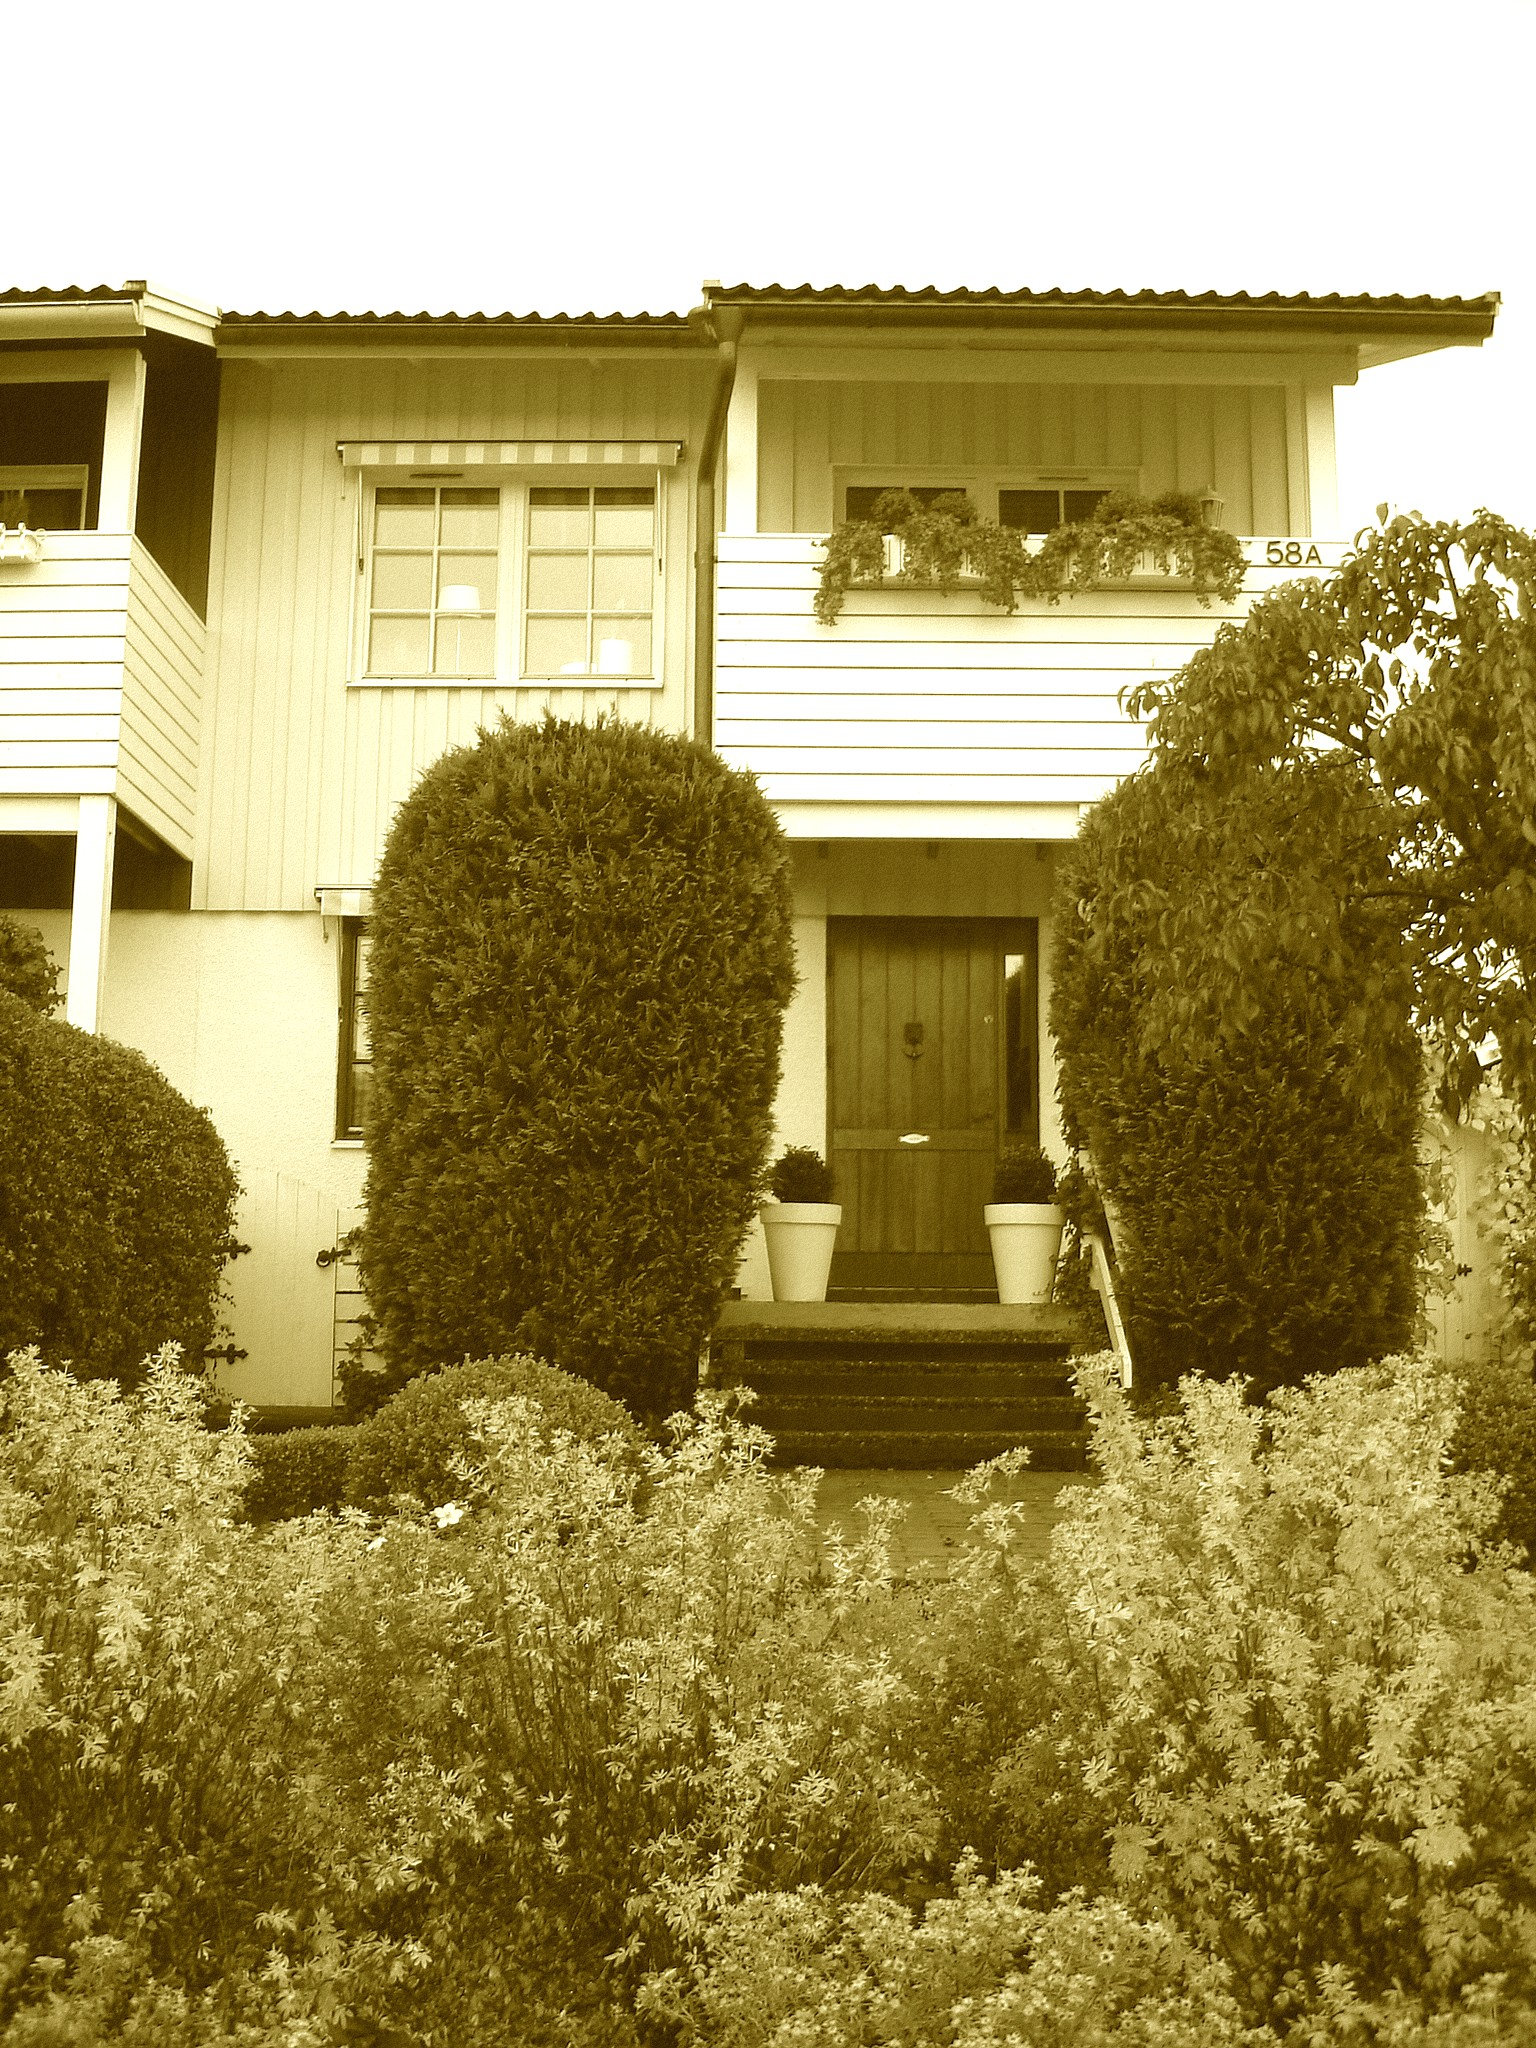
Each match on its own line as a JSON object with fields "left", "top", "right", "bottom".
{"left": 597, "top": 638, "right": 632, "bottom": 675}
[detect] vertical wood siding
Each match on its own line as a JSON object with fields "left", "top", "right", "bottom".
{"left": 198, "top": 356, "right": 713, "bottom": 910}
{"left": 755, "top": 381, "right": 1293, "bottom": 535}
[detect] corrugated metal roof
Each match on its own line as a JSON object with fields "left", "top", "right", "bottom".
{"left": 704, "top": 281, "right": 1499, "bottom": 314}
{"left": 0, "top": 283, "right": 147, "bottom": 304}
{"left": 219, "top": 306, "right": 694, "bottom": 327}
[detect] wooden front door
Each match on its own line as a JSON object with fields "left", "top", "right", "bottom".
{"left": 827, "top": 917, "right": 1040, "bottom": 1299}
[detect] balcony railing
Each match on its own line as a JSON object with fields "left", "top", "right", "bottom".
{"left": 0, "top": 528, "right": 203, "bottom": 857}
{"left": 714, "top": 534, "right": 1346, "bottom": 823}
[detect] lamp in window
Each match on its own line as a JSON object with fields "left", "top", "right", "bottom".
{"left": 597, "top": 637, "right": 633, "bottom": 675}
{"left": 437, "top": 584, "right": 482, "bottom": 675}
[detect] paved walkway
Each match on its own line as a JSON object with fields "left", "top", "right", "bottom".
{"left": 805, "top": 1468, "right": 1096, "bottom": 1572}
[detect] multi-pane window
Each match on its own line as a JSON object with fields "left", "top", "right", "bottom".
{"left": 336, "top": 921, "right": 372, "bottom": 1139}
{"left": 840, "top": 476, "right": 1120, "bottom": 535}
{"left": 523, "top": 485, "right": 655, "bottom": 678}
{"left": 0, "top": 465, "right": 88, "bottom": 530}
{"left": 998, "top": 486, "right": 1108, "bottom": 534}
{"left": 367, "top": 486, "right": 500, "bottom": 678}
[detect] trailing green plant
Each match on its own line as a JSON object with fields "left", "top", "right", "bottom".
{"left": 1030, "top": 488, "right": 1244, "bottom": 603}
{"left": 767, "top": 1145, "right": 836, "bottom": 1204}
{"left": 241, "top": 1424, "right": 355, "bottom": 1524}
{"left": 990, "top": 1142, "right": 1057, "bottom": 1205}
{"left": 343, "top": 1351, "right": 642, "bottom": 1510}
{"left": 0, "top": 993, "right": 241, "bottom": 1386}
{"left": 0, "top": 917, "right": 59, "bottom": 1016}
{"left": 1050, "top": 756, "right": 1423, "bottom": 1392}
{"left": 814, "top": 487, "right": 1242, "bottom": 624}
{"left": 357, "top": 712, "right": 796, "bottom": 1421}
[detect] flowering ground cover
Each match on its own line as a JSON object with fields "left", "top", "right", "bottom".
{"left": 3, "top": 1346, "right": 1536, "bottom": 2046}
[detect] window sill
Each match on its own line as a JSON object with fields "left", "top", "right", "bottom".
{"left": 332, "top": 1137, "right": 365, "bottom": 1151}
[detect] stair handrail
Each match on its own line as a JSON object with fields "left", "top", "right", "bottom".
{"left": 1083, "top": 1174, "right": 1134, "bottom": 1391}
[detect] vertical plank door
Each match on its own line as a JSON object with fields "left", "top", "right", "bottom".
{"left": 826, "top": 918, "right": 1038, "bottom": 1299}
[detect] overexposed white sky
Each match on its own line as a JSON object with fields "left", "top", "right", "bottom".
{"left": 10, "top": 0, "right": 1534, "bottom": 536}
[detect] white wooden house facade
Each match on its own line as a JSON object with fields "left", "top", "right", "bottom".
{"left": 0, "top": 280, "right": 1502, "bottom": 1404}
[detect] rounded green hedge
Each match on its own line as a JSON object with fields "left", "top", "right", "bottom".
{"left": 345, "top": 1353, "right": 642, "bottom": 1510}
{"left": 243, "top": 1425, "right": 355, "bottom": 1523}
{"left": 1050, "top": 761, "right": 1422, "bottom": 1393}
{"left": 355, "top": 713, "right": 796, "bottom": 1420}
{"left": 1446, "top": 1352, "right": 1536, "bottom": 1560}
{"left": 0, "top": 991, "right": 241, "bottom": 1384}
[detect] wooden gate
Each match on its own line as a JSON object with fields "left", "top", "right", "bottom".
{"left": 827, "top": 917, "right": 1039, "bottom": 1299}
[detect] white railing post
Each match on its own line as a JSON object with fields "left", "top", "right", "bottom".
{"left": 65, "top": 795, "right": 116, "bottom": 1033}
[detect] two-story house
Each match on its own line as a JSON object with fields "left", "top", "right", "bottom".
{"left": 0, "top": 279, "right": 1500, "bottom": 1408}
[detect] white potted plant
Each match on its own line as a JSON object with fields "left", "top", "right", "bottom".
{"left": 984, "top": 1142, "right": 1065, "bottom": 1305}
{"left": 759, "top": 1145, "right": 842, "bottom": 1303}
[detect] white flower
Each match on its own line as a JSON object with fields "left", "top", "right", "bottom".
{"left": 432, "top": 1501, "right": 466, "bottom": 1529}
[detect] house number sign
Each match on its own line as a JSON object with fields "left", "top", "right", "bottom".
{"left": 1265, "top": 541, "right": 1325, "bottom": 566}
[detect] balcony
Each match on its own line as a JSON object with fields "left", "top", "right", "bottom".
{"left": 0, "top": 528, "right": 203, "bottom": 858}
{"left": 714, "top": 534, "right": 1346, "bottom": 833}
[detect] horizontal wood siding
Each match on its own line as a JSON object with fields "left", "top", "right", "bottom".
{"left": 120, "top": 540, "right": 204, "bottom": 857}
{"left": 199, "top": 357, "right": 713, "bottom": 909}
{"left": 0, "top": 532, "right": 128, "bottom": 798}
{"left": 756, "top": 381, "right": 1293, "bottom": 535}
{"left": 715, "top": 535, "right": 1345, "bottom": 807}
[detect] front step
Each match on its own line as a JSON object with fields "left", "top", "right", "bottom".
{"left": 711, "top": 1301, "right": 1089, "bottom": 1471}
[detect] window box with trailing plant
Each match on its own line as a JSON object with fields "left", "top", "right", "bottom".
{"left": 813, "top": 488, "right": 1245, "bottom": 625}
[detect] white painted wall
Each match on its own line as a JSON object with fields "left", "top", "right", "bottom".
{"left": 27, "top": 907, "right": 361, "bottom": 1405}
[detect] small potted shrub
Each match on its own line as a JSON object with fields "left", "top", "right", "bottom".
{"left": 984, "top": 1142, "right": 1065, "bottom": 1305}
{"left": 759, "top": 1146, "right": 842, "bottom": 1302}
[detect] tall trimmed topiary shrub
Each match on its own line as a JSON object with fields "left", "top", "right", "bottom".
{"left": 1050, "top": 757, "right": 1423, "bottom": 1393}
{"left": 0, "top": 993, "right": 242, "bottom": 1384}
{"left": 356, "top": 714, "right": 796, "bottom": 1420}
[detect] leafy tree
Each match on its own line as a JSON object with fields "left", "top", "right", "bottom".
{"left": 1125, "top": 510, "right": 1536, "bottom": 1126}
{"left": 0, "top": 914, "right": 60, "bottom": 1016}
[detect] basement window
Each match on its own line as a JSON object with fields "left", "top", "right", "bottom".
{"left": 336, "top": 920, "right": 373, "bottom": 1139}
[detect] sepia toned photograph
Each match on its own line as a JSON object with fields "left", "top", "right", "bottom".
{"left": 2, "top": 1, "right": 1535, "bottom": 2041}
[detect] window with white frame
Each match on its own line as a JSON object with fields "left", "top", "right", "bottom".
{"left": 838, "top": 469, "right": 1136, "bottom": 534}
{"left": 367, "top": 486, "right": 500, "bottom": 678}
{"left": 336, "top": 920, "right": 372, "bottom": 1139}
{"left": 524, "top": 485, "right": 655, "bottom": 679}
{"left": 360, "top": 476, "right": 660, "bottom": 684}
{"left": 0, "top": 465, "right": 89, "bottom": 531}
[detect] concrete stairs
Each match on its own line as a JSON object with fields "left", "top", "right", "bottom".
{"left": 709, "top": 1301, "right": 1089, "bottom": 1470}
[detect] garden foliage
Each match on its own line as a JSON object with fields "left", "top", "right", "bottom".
{"left": 1050, "top": 759, "right": 1422, "bottom": 1389}
{"left": 343, "top": 1351, "right": 640, "bottom": 1509}
{"left": 8, "top": 1341, "right": 1536, "bottom": 2044}
{"left": 356, "top": 713, "right": 796, "bottom": 1420}
{"left": 241, "top": 1424, "right": 354, "bottom": 1523}
{"left": 0, "top": 993, "right": 240, "bottom": 1384}
{"left": 0, "top": 916, "right": 59, "bottom": 1016}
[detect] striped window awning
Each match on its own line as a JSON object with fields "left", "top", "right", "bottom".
{"left": 336, "top": 439, "right": 683, "bottom": 469}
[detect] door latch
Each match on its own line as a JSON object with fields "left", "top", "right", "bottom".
{"left": 903, "top": 1020, "right": 925, "bottom": 1060}
{"left": 201, "top": 1344, "right": 249, "bottom": 1365}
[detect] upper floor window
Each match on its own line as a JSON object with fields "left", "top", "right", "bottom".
{"left": 998, "top": 486, "right": 1109, "bottom": 534}
{"left": 524, "top": 486, "right": 655, "bottom": 679}
{"left": 361, "top": 477, "right": 659, "bottom": 684}
{"left": 367, "top": 486, "right": 500, "bottom": 678}
{"left": 0, "top": 465, "right": 89, "bottom": 531}
{"left": 838, "top": 471, "right": 1131, "bottom": 534}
